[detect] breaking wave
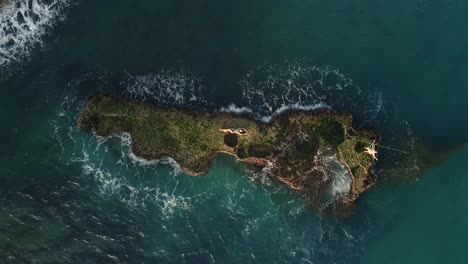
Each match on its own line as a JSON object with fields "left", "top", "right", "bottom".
{"left": 236, "top": 61, "right": 417, "bottom": 183}
{"left": 239, "top": 62, "right": 384, "bottom": 125}
{"left": 52, "top": 82, "right": 193, "bottom": 217}
{"left": 219, "top": 102, "right": 329, "bottom": 123}
{"left": 78, "top": 134, "right": 192, "bottom": 217}
{"left": 45, "top": 66, "right": 382, "bottom": 263}
{"left": 0, "top": 0, "right": 73, "bottom": 74}
{"left": 54, "top": 63, "right": 414, "bottom": 211}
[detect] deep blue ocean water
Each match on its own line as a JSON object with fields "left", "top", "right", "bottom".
{"left": 1, "top": 0, "right": 467, "bottom": 263}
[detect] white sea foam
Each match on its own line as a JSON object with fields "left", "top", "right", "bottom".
{"left": 260, "top": 102, "right": 330, "bottom": 122}
{"left": 52, "top": 87, "right": 191, "bottom": 215}
{"left": 265, "top": 146, "right": 352, "bottom": 207}
{"left": 219, "top": 102, "right": 329, "bottom": 122}
{"left": 325, "top": 154, "right": 352, "bottom": 199}
{"left": 219, "top": 104, "right": 253, "bottom": 115}
{"left": 51, "top": 62, "right": 414, "bottom": 221}
{"left": 240, "top": 62, "right": 384, "bottom": 125}
{"left": 46, "top": 67, "right": 380, "bottom": 262}
{"left": 122, "top": 71, "right": 208, "bottom": 108}
{"left": 250, "top": 161, "right": 276, "bottom": 187}
{"left": 0, "top": 0, "right": 72, "bottom": 70}
{"left": 310, "top": 149, "right": 352, "bottom": 204}
{"left": 82, "top": 160, "right": 191, "bottom": 217}
{"left": 118, "top": 132, "right": 183, "bottom": 176}
{"left": 80, "top": 135, "right": 190, "bottom": 216}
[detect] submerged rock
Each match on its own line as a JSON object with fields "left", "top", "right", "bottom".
{"left": 77, "top": 94, "right": 379, "bottom": 210}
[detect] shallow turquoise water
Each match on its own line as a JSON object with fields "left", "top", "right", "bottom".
{"left": 0, "top": 0, "right": 467, "bottom": 263}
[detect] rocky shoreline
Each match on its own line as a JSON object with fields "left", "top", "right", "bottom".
{"left": 77, "top": 94, "right": 379, "bottom": 211}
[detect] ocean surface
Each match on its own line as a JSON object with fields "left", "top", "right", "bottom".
{"left": 1, "top": 0, "right": 468, "bottom": 263}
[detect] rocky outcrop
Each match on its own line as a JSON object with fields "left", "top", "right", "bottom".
{"left": 77, "top": 94, "right": 379, "bottom": 211}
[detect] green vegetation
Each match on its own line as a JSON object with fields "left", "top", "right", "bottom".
{"left": 316, "top": 117, "right": 345, "bottom": 146}
{"left": 77, "top": 94, "right": 378, "bottom": 208}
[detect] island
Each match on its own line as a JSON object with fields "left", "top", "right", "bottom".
{"left": 77, "top": 94, "right": 379, "bottom": 210}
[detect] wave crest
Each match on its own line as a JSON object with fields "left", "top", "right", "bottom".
{"left": 240, "top": 62, "right": 383, "bottom": 125}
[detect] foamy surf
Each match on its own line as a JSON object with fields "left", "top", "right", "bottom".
{"left": 82, "top": 161, "right": 191, "bottom": 217}
{"left": 122, "top": 71, "right": 209, "bottom": 109}
{"left": 52, "top": 85, "right": 192, "bottom": 216}
{"left": 44, "top": 70, "right": 377, "bottom": 263}
{"left": 0, "top": 0, "right": 72, "bottom": 73}
{"left": 52, "top": 62, "right": 418, "bottom": 217}
{"left": 75, "top": 132, "right": 191, "bottom": 216}
{"left": 240, "top": 62, "right": 384, "bottom": 126}
{"left": 238, "top": 62, "right": 421, "bottom": 182}
{"left": 219, "top": 102, "right": 329, "bottom": 122}
{"left": 319, "top": 150, "right": 353, "bottom": 204}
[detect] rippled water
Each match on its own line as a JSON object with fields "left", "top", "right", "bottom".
{"left": 1, "top": 0, "right": 468, "bottom": 263}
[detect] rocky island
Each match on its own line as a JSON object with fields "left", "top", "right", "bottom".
{"left": 77, "top": 94, "right": 379, "bottom": 210}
